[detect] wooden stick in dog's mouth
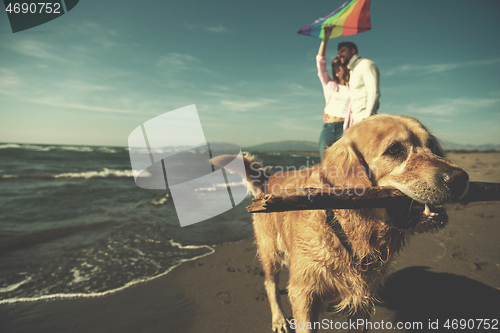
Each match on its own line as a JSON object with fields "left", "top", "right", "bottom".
{"left": 246, "top": 182, "right": 500, "bottom": 213}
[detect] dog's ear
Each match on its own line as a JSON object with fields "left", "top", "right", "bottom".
{"left": 428, "top": 134, "right": 445, "bottom": 157}
{"left": 321, "top": 138, "right": 373, "bottom": 189}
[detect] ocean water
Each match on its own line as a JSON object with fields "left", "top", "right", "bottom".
{"left": 0, "top": 143, "right": 319, "bottom": 304}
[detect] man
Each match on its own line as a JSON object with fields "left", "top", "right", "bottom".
{"left": 338, "top": 41, "right": 380, "bottom": 125}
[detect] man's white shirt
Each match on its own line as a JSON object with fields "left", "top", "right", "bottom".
{"left": 347, "top": 54, "right": 380, "bottom": 124}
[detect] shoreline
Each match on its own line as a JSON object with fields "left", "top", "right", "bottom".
{"left": 0, "top": 244, "right": 215, "bottom": 306}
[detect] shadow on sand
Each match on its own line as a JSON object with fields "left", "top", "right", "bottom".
{"left": 380, "top": 266, "right": 500, "bottom": 332}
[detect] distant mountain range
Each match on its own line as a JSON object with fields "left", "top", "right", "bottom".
{"left": 244, "top": 140, "right": 318, "bottom": 152}
{"left": 439, "top": 140, "right": 500, "bottom": 152}
{"left": 244, "top": 140, "right": 500, "bottom": 152}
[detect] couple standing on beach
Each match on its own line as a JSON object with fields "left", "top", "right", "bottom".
{"left": 317, "top": 26, "right": 380, "bottom": 159}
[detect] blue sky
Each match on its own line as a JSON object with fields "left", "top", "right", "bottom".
{"left": 1, "top": 0, "right": 499, "bottom": 147}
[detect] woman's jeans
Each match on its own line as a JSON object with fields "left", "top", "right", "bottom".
{"left": 319, "top": 122, "right": 344, "bottom": 160}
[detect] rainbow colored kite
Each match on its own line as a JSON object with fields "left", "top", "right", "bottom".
{"left": 298, "top": 0, "right": 372, "bottom": 39}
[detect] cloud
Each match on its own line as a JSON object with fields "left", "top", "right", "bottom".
{"left": 53, "top": 79, "right": 114, "bottom": 93}
{"left": 384, "top": 58, "right": 500, "bottom": 76}
{"left": 276, "top": 118, "right": 317, "bottom": 132}
{"left": 0, "top": 68, "right": 22, "bottom": 95}
{"left": 156, "top": 53, "right": 212, "bottom": 78}
{"left": 220, "top": 98, "right": 276, "bottom": 112}
{"left": 31, "top": 95, "right": 137, "bottom": 115}
{"left": 70, "top": 21, "right": 124, "bottom": 48}
{"left": 157, "top": 53, "right": 202, "bottom": 71}
{"left": 205, "top": 24, "right": 231, "bottom": 34}
{"left": 10, "top": 40, "right": 64, "bottom": 62}
{"left": 186, "top": 23, "right": 232, "bottom": 34}
{"left": 401, "top": 97, "right": 500, "bottom": 117}
{"left": 155, "top": 52, "right": 208, "bottom": 87}
{"left": 405, "top": 103, "right": 457, "bottom": 116}
{"left": 445, "top": 97, "right": 500, "bottom": 108}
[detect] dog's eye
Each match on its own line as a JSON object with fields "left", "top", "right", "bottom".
{"left": 386, "top": 143, "right": 403, "bottom": 156}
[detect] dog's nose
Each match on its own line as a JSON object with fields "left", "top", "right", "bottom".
{"left": 444, "top": 168, "right": 469, "bottom": 200}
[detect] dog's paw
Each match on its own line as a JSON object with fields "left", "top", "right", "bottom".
{"left": 272, "top": 317, "right": 291, "bottom": 333}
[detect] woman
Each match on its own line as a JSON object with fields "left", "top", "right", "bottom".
{"left": 316, "top": 26, "right": 350, "bottom": 160}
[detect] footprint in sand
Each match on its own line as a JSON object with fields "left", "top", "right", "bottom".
{"left": 216, "top": 291, "right": 232, "bottom": 305}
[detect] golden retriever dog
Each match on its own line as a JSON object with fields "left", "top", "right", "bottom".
{"left": 212, "top": 115, "right": 469, "bottom": 333}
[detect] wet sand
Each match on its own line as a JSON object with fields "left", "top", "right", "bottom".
{"left": 1, "top": 152, "right": 499, "bottom": 333}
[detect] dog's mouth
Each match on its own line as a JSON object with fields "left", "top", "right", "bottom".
{"left": 388, "top": 201, "right": 448, "bottom": 233}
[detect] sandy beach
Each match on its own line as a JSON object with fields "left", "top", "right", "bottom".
{"left": 1, "top": 152, "right": 499, "bottom": 333}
